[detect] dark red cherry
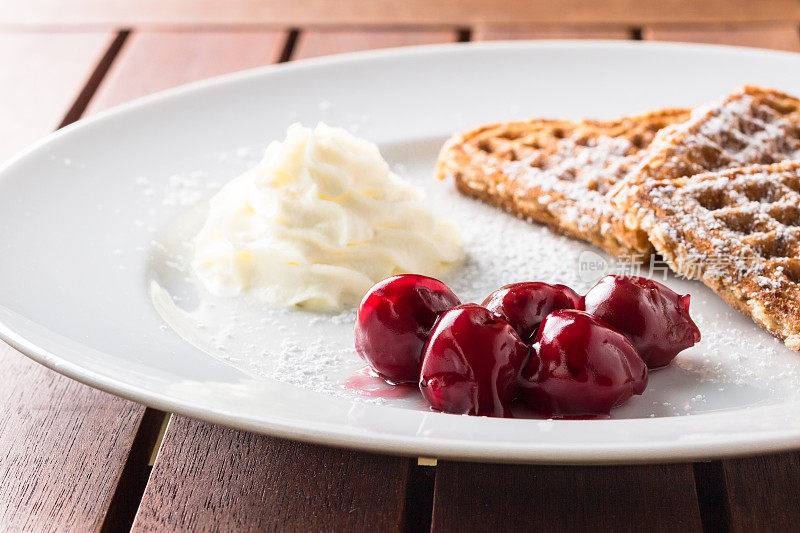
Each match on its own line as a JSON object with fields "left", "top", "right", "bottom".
{"left": 419, "top": 304, "right": 529, "bottom": 417}
{"left": 581, "top": 275, "right": 701, "bottom": 369}
{"left": 482, "top": 282, "right": 582, "bottom": 342}
{"left": 355, "top": 274, "right": 460, "bottom": 383}
{"left": 521, "top": 309, "right": 648, "bottom": 417}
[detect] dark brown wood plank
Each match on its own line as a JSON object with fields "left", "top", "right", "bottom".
{"left": 644, "top": 24, "right": 800, "bottom": 51}
{"left": 133, "top": 417, "right": 411, "bottom": 531}
{"left": 128, "top": 28, "right": 458, "bottom": 530}
{"left": 3, "top": 0, "right": 800, "bottom": 26}
{"left": 293, "top": 29, "right": 457, "bottom": 60}
{"left": 0, "top": 31, "right": 163, "bottom": 531}
{"left": 87, "top": 29, "right": 285, "bottom": 112}
{"left": 474, "top": 25, "right": 631, "bottom": 40}
{"left": 0, "top": 345, "right": 150, "bottom": 530}
{"left": 722, "top": 452, "right": 800, "bottom": 531}
{"left": 0, "top": 31, "right": 114, "bottom": 163}
{"left": 467, "top": 30, "right": 794, "bottom": 529}
{"left": 0, "top": 28, "right": 286, "bottom": 531}
{"left": 432, "top": 461, "right": 703, "bottom": 532}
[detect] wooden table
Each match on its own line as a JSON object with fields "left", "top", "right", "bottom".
{"left": 2, "top": 3, "right": 800, "bottom": 530}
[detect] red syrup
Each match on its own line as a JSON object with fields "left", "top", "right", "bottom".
{"left": 419, "top": 304, "right": 528, "bottom": 418}
{"left": 343, "top": 367, "right": 418, "bottom": 399}
{"left": 582, "top": 275, "right": 701, "bottom": 368}
{"left": 520, "top": 310, "right": 648, "bottom": 417}
{"left": 351, "top": 273, "right": 700, "bottom": 419}
{"left": 354, "top": 274, "right": 460, "bottom": 383}
{"left": 483, "top": 281, "right": 582, "bottom": 342}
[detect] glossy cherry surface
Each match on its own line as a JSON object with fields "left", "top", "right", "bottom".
{"left": 355, "top": 274, "right": 461, "bottom": 383}
{"left": 521, "top": 309, "right": 648, "bottom": 417}
{"left": 582, "top": 275, "right": 701, "bottom": 368}
{"left": 482, "top": 282, "right": 582, "bottom": 342}
{"left": 419, "top": 304, "right": 529, "bottom": 417}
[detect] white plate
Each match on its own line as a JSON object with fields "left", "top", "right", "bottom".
{"left": 3, "top": 41, "right": 800, "bottom": 464}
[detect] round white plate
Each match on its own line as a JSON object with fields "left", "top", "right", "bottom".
{"left": 3, "top": 41, "right": 800, "bottom": 464}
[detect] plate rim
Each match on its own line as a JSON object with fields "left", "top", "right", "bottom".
{"left": 3, "top": 39, "right": 800, "bottom": 464}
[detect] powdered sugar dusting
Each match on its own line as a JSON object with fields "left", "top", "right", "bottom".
{"left": 147, "top": 139, "right": 800, "bottom": 418}
{"left": 639, "top": 91, "right": 800, "bottom": 181}
{"left": 503, "top": 135, "right": 638, "bottom": 232}
{"left": 636, "top": 161, "right": 800, "bottom": 350}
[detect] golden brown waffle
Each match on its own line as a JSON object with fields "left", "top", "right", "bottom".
{"left": 630, "top": 160, "right": 800, "bottom": 350}
{"left": 616, "top": 86, "right": 800, "bottom": 253}
{"left": 436, "top": 109, "right": 691, "bottom": 256}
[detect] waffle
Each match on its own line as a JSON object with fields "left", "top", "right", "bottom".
{"left": 630, "top": 160, "right": 800, "bottom": 350}
{"left": 616, "top": 86, "right": 800, "bottom": 253}
{"left": 436, "top": 109, "right": 691, "bottom": 257}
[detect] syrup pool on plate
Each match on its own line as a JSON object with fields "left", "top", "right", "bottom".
{"left": 343, "top": 367, "right": 418, "bottom": 399}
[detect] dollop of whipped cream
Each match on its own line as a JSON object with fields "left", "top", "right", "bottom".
{"left": 192, "top": 122, "right": 463, "bottom": 310}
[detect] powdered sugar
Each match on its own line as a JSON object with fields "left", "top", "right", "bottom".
{"left": 147, "top": 139, "right": 800, "bottom": 418}
{"left": 639, "top": 91, "right": 800, "bottom": 181}
{"left": 503, "top": 135, "right": 639, "bottom": 232}
{"left": 636, "top": 161, "right": 800, "bottom": 352}
{"left": 134, "top": 172, "right": 225, "bottom": 207}
{"left": 643, "top": 162, "right": 800, "bottom": 283}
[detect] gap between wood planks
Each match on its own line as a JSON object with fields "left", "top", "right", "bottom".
{"left": 82, "top": 28, "right": 303, "bottom": 531}
{"left": 693, "top": 461, "right": 731, "bottom": 532}
{"left": 58, "top": 29, "right": 130, "bottom": 127}
{"left": 76, "top": 27, "right": 440, "bottom": 531}
{"left": 57, "top": 25, "right": 740, "bottom": 532}
{"left": 27, "top": 25, "right": 162, "bottom": 527}
{"left": 101, "top": 409, "right": 169, "bottom": 533}
{"left": 41, "top": 26, "right": 170, "bottom": 532}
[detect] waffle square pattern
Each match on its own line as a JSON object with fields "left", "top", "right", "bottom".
{"left": 436, "top": 109, "right": 690, "bottom": 256}
{"left": 632, "top": 160, "right": 800, "bottom": 350}
{"left": 616, "top": 86, "right": 800, "bottom": 253}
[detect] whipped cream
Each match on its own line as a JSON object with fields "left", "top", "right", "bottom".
{"left": 192, "top": 123, "right": 463, "bottom": 310}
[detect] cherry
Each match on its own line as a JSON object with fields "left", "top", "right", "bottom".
{"left": 582, "top": 275, "right": 701, "bottom": 369}
{"left": 355, "top": 274, "right": 461, "bottom": 383}
{"left": 483, "top": 282, "right": 582, "bottom": 342}
{"left": 419, "top": 304, "right": 529, "bottom": 417}
{"left": 521, "top": 310, "right": 647, "bottom": 417}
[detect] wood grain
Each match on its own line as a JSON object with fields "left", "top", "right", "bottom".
{"left": 0, "top": 30, "right": 162, "bottom": 531}
{"left": 0, "top": 344, "right": 150, "bottom": 530}
{"left": 3, "top": 0, "right": 800, "bottom": 26}
{"left": 644, "top": 24, "right": 800, "bottom": 51}
{"left": 722, "top": 453, "right": 800, "bottom": 531}
{"left": 121, "top": 28, "right": 451, "bottom": 529}
{"left": 87, "top": 30, "right": 286, "bottom": 113}
{"left": 0, "top": 29, "right": 287, "bottom": 530}
{"left": 293, "top": 29, "right": 458, "bottom": 59}
{"left": 0, "top": 31, "right": 115, "bottom": 163}
{"left": 474, "top": 25, "right": 631, "bottom": 40}
{"left": 432, "top": 461, "right": 703, "bottom": 532}
{"left": 5, "top": 20, "right": 797, "bottom": 533}
{"left": 133, "top": 417, "right": 412, "bottom": 531}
